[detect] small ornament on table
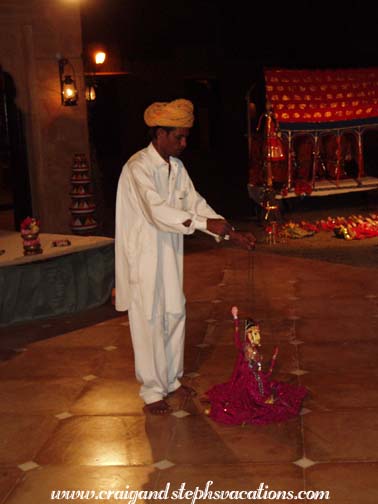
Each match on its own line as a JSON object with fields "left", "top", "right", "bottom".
{"left": 20, "top": 217, "right": 43, "bottom": 256}
{"left": 52, "top": 239, "right": 71, "bottom": 247}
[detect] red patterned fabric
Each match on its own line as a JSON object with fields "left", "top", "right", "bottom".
{"left": 265, "top": 68, "right": 378, "bottom": 123}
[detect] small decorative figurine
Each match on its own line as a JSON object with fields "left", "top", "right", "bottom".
{"left": 203, "top": 306, "right": 307, "bottom": 425}
{"left": 20, "top": 217, "right": 43, "bottom": 256}
{"left": 257, "top": 101, "right": 286, "bottom": 162}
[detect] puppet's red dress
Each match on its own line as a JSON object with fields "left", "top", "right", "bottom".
{"left": 205, "top": 311, "right": 307, "bottom": 425}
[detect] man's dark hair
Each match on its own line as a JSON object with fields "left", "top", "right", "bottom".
{"left": 148, "top": 126, "right": 175, "bottom": 140}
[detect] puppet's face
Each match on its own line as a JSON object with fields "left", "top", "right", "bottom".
{"left": 246, "top": 325, "right": 261, "bottom": 346}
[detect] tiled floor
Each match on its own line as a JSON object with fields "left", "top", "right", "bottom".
{"left": 1, "top": 231, "right": 378, "bottom": 503}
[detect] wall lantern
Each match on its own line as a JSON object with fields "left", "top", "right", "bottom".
{"left": 85, "top": 50, "right": 107, "bottom": 103}
{"left": 94, "top": 51, "right": 106, "bottom": 65}
{"left": 58, "top": 58, "right": 78, "bottom": 106}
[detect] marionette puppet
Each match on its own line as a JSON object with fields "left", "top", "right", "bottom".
{"left": 257, "top": 100, "right": 286, "bottom": 162}
{"left": 255, "top": 100, "right": 287, "bottom": 189}
{"left": 203, "top": 306, "right": 307, "bottom": 425}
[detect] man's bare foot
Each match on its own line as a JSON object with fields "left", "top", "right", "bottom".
{"left": 169, "top": 384, "right": 197, "bottom": 397}
{"left": 143, "top": 399, "right": 172, "bottom": 415}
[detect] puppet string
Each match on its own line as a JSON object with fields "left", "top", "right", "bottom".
{"left": 248, "top": 248, "right": 255, "bottom": 316}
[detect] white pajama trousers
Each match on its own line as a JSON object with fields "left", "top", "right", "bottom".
{"left": 128, "top": 287, "right": 186, "bottom": 404}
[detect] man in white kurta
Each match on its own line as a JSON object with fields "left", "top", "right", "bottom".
{"left": 115, "top": 99, "right": 255, "bottom": 414}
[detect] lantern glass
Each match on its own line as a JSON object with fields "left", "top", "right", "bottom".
{"left": 95, "top": 51, "right": 106, "bottom": 65}
{"left": 85, "top": 84, "right": 96, "bottom": 102}
{"left": 62, "top": 75, "right": 78, "bottom": 105}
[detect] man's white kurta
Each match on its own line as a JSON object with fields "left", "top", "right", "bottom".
{"left": 115, "top": 142, "right": 223, "bottom": 320}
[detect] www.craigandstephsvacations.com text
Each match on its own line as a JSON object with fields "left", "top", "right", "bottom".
{"left": 50, "top": 481, "right": 330, "bottom": 502}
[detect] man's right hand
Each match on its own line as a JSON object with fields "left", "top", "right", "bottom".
{"left": 206, "top": 219, "right": 233, "bottom": 238}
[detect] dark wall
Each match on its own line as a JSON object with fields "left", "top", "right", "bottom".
{"left": 88, "top": 62, "right": 261, "bottom": 230}
{"left": 0, "top": 69, "right": 32, "bottom": 229}
{"left": 81, "top": 0, "right": 378, "bottom": 232}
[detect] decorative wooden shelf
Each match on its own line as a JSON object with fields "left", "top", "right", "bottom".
{"left": 69, "top": 154, "right": 97, "bottom": 234}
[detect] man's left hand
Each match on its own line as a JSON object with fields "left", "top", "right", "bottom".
{"left": 229, "top": 230, "right": 256, "bottom": 251}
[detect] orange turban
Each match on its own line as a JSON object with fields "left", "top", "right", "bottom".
{"left": 144, "top": 99, "right": 194, "bottom": 128}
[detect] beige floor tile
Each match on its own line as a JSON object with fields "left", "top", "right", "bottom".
{"left": 186, "top": 302, "right": 217, "bottom": 322}
{"left": 294, "top": 296, "right": 376, "bottom": 319}
{"left": 222, "top": 267, "right": 254, "bottom": 284}
{"left": 31, "top": 325, "right": 132, "bottom": 349}
{"left": 301, "top": 372, "right": 378, "bottom": 410}
{"left": 306, "top": 462, "right": 378, "bottom": 504}
{"left": 214, "top": 286, "right": 261, "bottom": 306}
{"left": 183, "top": 346, "right": 202, "bottom": 374}
{"left": 253, "top": 251, "right": 378, "bottom": 290}
{"left": 35, "top": 415, "right": 175, "bottom": 466}
{"left": 0, "top": 415, "right": 58, "bottom": 464}
{"left": 299, "top": 342, "right": 378, "bottom": 372}
{"left": 183, "top": 259, "right": 224, "bottom": 301}
{"left": 166, "top": 414, "right": 303, "bottom": 464}
{"left": 3, "top": 229, "right": 378, "bottom": 503}
{"left": 0, "top": 467, "right": 23, "bottom": 503}
{"left": 185, "top": 345, "right": 224, "bottom": 374}
{"left": 4, "top": 465, "right": 158, "bottom": 504}
{"left": 296, "top": 317, "right": 378, "bottom": 342}
{"left": 184, "top": 319, "right": 208, "bottom": 346}
{"left": 70, "top": 379, "right": 143, "bottom": 415}
{"left": 157, "top": 463, "right": 304, "bottom": 503}
{"left": 296, "top": 273, "right": 378, "bottom": 299}
{"left": 224, "top": 254, "right": 301, "bottom": 284}
{"left": 304, "top": 410, "right": 378, "bottom": 461}
{"left": 97, "top": 346, "right": 135, "bottom": 379}
{"left": 0, "top": 347, "right": 105, "bottom": 379}
{"left": 187, "top": 285, "right": 221, "bottom": 302}
{"left": 0, "top": 378, "right": 85, "bottom": 414}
